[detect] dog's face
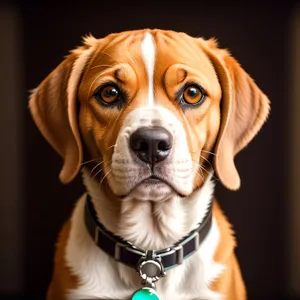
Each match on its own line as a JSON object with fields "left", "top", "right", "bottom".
{"left": 78, "top": 31, "right": 222, "bottom": 201}
{"left": 29, "top": 29, "right": 270, "bottom": 200}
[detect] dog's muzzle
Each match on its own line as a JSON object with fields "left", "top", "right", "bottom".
{"left": 130, "top": 126, "right": 173, "bottom": 166}
{"left": 109, "top": 106, "right": 194, "bottom": 199}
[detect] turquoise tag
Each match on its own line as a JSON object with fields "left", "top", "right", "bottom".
{"left": 131, "top": 287, "right": 161, "bottom": 300}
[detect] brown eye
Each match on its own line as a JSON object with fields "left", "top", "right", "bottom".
{"left": 183, "top": 85, "right": 204, "bottom": 104}
{"left": 95, "top": 85, "right": 120, "bottom": 104}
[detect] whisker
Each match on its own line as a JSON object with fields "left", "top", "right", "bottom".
{"left": 190, "top": 158, "right": 205, "bottom": 182}
{"left": 90, "top": 161, "right": 103, "bottom": 177}
{"left": 201, "top": 149, "right": 218, "bottom": 157}
{"left": 199, "top": 154, "right": 214, "bottom": 171}
{"left": 107, "top": 144, "right": 116, "bottom": 150}
{"left": 100, "top": 169, "right": 112, "bottom": 186}
{"left": 89, "top": 159, "right": 111, "bottom": 176}
{"left": 196, "top": 165, "right": 204, "bottom": 183}
{"left": 93, "top": 161, "right": 112, "bottom": 179}
{"left": 191, "top": 160, "right": 219, "bottom": 182}
{"left": 79, "top": 158, "right": 102, "bottom": 167}
{"left": 93, "top": 168, "right": 103, "bottom": 179}
{"left": 79, "top": 144, "right": 116, "bottom": 175}
{"left": 190, "top": 151, "right": 215, "bottom": 173}
{"left": 93, "top": 167, "right": 103, "bottom": 179}
{"left": 191, "top": 151, "right": 214, "bottom": 171}
{"left": 190, "top": 150, "right": 218, "bottom": 157}
{"left": 196, "top": 170, "right": 205, "bottom": 183}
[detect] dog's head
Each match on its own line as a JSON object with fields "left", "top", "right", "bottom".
{"left": 29, "top": 29, "right": 270, "bottom": 201}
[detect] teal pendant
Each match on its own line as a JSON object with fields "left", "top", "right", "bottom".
{"left": 131, "top": 287, "right": 161, "bottom": 300}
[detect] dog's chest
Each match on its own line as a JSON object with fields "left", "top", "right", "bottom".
{"left": 65, "top": 196, "right": 225, "bottom": 300}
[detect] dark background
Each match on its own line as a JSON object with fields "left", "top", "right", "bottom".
{"left": 0, "top": 0, "right": 298, "bottom": 299}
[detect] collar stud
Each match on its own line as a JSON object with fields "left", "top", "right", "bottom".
{"left": 137, "top": 250, "right": 166, "bottom": 282}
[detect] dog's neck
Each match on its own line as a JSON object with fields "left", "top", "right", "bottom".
{"left": 82, "top": 168, "right": 215, "bottom": 250}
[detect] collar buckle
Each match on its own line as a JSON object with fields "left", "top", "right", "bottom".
{"left": 137, "top": 250, "right": 166, "bottom": 284}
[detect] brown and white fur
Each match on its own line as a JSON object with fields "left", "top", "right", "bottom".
{"left": 29, "top": 29, "right": 270, "bottom": 300}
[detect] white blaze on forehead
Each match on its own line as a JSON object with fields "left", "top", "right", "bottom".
{"left": 141, "top": 32, "right": 156, "bottom": 106}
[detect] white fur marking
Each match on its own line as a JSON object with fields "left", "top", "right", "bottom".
{"left": 141, "top": 32, "right": 156, "bottom": 106}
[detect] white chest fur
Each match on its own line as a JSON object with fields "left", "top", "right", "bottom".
{"left": 65, "top": 173, "right": 225, "bottom": 300}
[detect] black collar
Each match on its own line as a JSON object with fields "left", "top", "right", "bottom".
{"left": 84, "top": 194, "right": 212, "bottom": 273}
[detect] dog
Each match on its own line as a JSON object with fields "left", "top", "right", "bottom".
{"left": 29, "top": 29, "right": 270, "bottom": 300}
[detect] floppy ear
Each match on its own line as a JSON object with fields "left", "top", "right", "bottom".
{"left": 201, "top": 39, "right": 270, "bottom": 190}
{"left": 29, "top": 39, "right": 96, "bottom": 183}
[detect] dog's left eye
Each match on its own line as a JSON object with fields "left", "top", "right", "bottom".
{"left": 94, "top": 84, "right": 121, "bottom": 104}
{"left": 183, "top": 85, "right": 205, "bottom": 105}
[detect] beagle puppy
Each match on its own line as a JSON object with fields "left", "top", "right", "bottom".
{"left": 29, "top": 29, "right": 270, "bottom": 300}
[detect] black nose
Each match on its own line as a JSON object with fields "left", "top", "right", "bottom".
{"left": 130, "top": 127, "right": 173, "bottom": 165}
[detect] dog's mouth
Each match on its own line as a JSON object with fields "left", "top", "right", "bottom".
{"left": 119, "top": 174, "right": 186, "bottom": 199}
{"left": 142, "top": 175, "right": 165, "bottom": 184}
{"left": 141, "top": 174, "right": 175, "bottom": 190}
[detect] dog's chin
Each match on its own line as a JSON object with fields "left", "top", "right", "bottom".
{"left": 123, "top": 179, "right": 175, "bottom": 202}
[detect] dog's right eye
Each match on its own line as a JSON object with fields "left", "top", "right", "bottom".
{"left": 94, "top": 84, "right": 121, "bottom": 105}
